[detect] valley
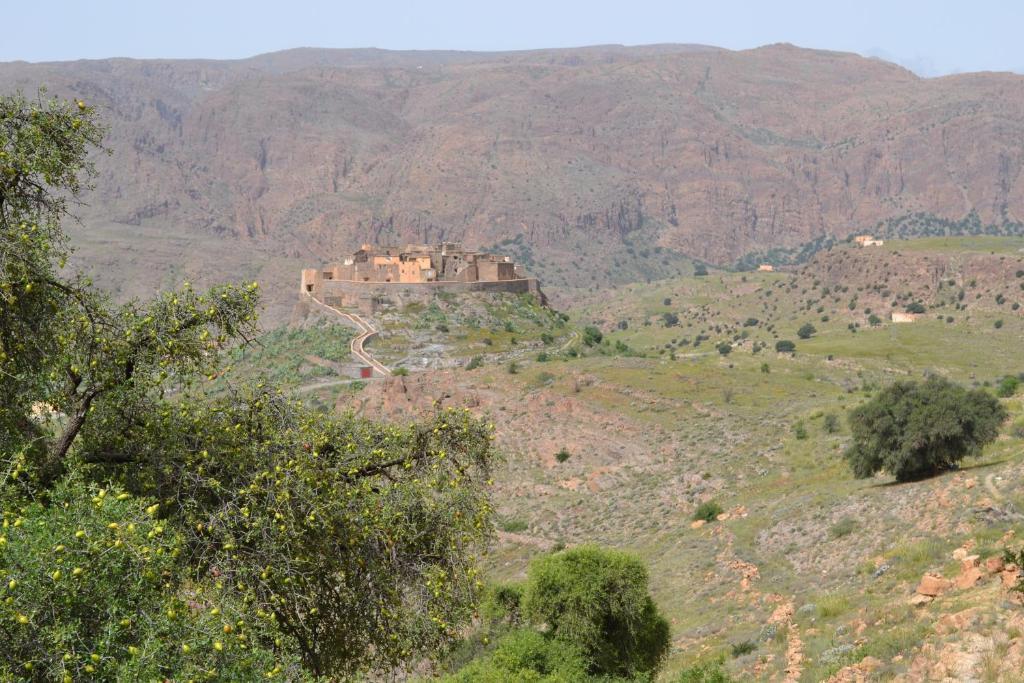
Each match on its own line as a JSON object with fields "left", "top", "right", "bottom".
{"left": 273, "top": 236, "right": 1024, "bottom": 680}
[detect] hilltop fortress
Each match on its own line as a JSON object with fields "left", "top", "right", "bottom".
{"left": 301, "top": 243, "right": 545, "bottom": 312}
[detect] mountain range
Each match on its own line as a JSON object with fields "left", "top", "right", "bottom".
{"left": 3, "top": 43, "right": 1024, "bottom": 312}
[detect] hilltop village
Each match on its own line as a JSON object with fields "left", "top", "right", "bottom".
{"left": 301, "top": 242, "right": 545, "bottom": 310}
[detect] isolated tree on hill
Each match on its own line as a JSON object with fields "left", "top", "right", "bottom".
{"left": 0, "top": 91, "right": 496, "bottom": 679}
{"left": 797, "top": 322, "right": 817, "bottom": 339}
{"left": 844, "top": 376, "right": 1006, "bottom": 482}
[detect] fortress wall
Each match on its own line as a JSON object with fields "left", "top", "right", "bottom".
{"left": 315, "top": 278, "right": 545, "bottom": 313}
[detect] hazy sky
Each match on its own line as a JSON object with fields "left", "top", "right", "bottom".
{"left": 5, "top": 0, "right": 1020, "bottom": 76}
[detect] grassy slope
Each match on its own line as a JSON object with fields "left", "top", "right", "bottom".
{"left": 451, "top": 238, "right": 1024, "bottom": 680}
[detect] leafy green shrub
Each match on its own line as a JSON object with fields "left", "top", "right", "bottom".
{"left": 797, "top": 323, "right": 817, "bottom": 339}
{"left": 775, "top": 340, "right": 796, "bottom": 353}
{"left": 693, "top": 264, "right": 709, "bottom": 276}
{"left": 479, "top": 583, "right": 524, "bottom": 624}
{"left": 995, "top": 319, "right": 1005, "bottom": 329}
{"left": 392, "top": 367, "right": 410, "bottom": 376}
{"left": 730, "top": 640, "right": 757, "bottom": 658}
{"left": 522, "top": 546, "right": 670, "bottom": 678}
{"left": 465, "top": 355, "right": 483, "bottom": 370}
{"left": 793, "top": 421, "right": 808, "bottom": 440}
{"left": 441, "top": 628, "right": 587, "bottom": 682}
{"left": 693, "top": 501, "right": 724, "bottom": 522}
{"left": 997, "top": 376, "right": 1020, "bottom": 398}
{"left": 582, "top": 326, "right": 603, "bottom": 346}
{"left": 555, "top": 448, "right": 571, "bottom": 463}
{"left": 500, "top": 518, "right": 529, "bottom": 533}
{"left": 536, "top": 351, "right": 550, "bottom": 362}
{"left": 905, "top": 302, "right": 926, "bottom": 314}
{"left": 673, "top": 657, "right": 734, "bottom": 682}
{"left": 829, "top": 517, "right": 858, "bottom": 539}
{"left": 760, "top": 363, "right": 770, "bottom": 374}
{"left": 716, "top": 342, "right": 732, "bottom": 356}
{"left": 823, "top": 413, "right": 840, "bottom": 434}
{"left": 663, "top": 312, "right": 680, "bottom": 327}
{"left": 507, "top": 361, "right": 519, "bottom": 375}
{"left": 844, "top": 376, "right": 1007, "bottom": 481}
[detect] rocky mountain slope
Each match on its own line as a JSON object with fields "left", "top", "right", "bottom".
{"left": 4, "top": 43, "right": 1024, "bottom": 307}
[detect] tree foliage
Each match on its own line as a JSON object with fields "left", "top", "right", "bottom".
{"left": 522, "top": 546, "right": 670, "bottom": 678}
{"left": 844, "top": 376, "right": 1006, "bottom": 481}
{"left": 445, "top": 546, "right": 669, "bottom": 681}
{"left": 0, "top": 91, "right": 497, "bottom": 679}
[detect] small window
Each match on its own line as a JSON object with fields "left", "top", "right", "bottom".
{"left": 305, "top": 284, "right": 313, "bottom": 292}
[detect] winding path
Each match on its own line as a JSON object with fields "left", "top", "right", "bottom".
{"left": 985, "top": 473, "right": 1004, "bottom": 502}
{"left": 303, "top": 292, "right": 391, "bottom": 377}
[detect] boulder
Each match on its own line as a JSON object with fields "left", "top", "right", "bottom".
{"left": 916, "top": 573, "right": 953, "bottom": 597}
{"left": 985, "top": 556, "right": 1006, "bottom": 574}
{"left": 956, "top": 566, "right": 984, "bottom": 590}
{"left": 909, "top": 593, "right": 934, "bottom": 606}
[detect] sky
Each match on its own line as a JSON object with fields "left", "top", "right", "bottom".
{"left": 4, "top": 0, "right": 1021, "bottom": 77}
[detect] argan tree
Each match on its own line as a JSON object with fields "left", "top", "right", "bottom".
{"left": 844, "top": 376, "right": 1006, "bottom": 482}
{"left": 444, "top": 545, "right": 670, "bottom": 681}
{"left": 1, "top": 91, "right": 496, "bottom": 679}
{"left": 523, "top": 545, "right": 670, "bottom": 678}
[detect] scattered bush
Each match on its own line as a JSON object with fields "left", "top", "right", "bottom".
{"left": 797, "top": 323, "right": 817, "bottom": 339}
{"left": 693, "top": 264, "right": 709, "bottom": 276}
{"left": 829, "top": 517, "right": 859, "bottom": 539}
{"left": 997, "top": 376, "right": 1020, "bottom": 398}
{"left": 663, "top": 312, "right": 680, "bottom": 327}
{"left": 507, "top": 361, "right": 519, "bottom": 374}
{"left": 693, "top": 500, "right": 724, "bottom": 522}
{"left": 672, "top": 657, "right": 734, "bottom": 683}
{"left": 392, "top": 367, "right": 410, "bottom": 376}
{"left": 793, "top": 421, "right": 808, "bottom": 440}
{"left": 730, "top": 640, "right": 757, "bottom": 658}
{"left": 775, "top": 340, "right": 796, "bottom": 353}
{"left": 716, "top": 342, "right": 732, "bottom": 356}
{"left": 823, "top": 413, "right": 840, "bottom": 434}
{"left": 905, "top": 302, "right": 926, "bottom": 314}
{"left": 582, "top": 326, "right": 603, "bottom": 346}
{"left": 995, "top": 319, "right": 1005, "bottom": 329}
{"left": 465, "top": 355, "right": 483, "bottom": 370}
{"left": 555, "top": 448, "right": 571, "bottom": 463}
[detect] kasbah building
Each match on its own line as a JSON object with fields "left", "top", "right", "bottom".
{"left": 301, "top": 242, "right": 546, "bottom": 312}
